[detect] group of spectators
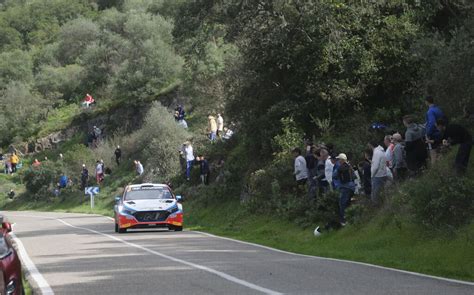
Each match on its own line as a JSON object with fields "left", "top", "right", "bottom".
{"left": 1, "top": 152, "right": 21, "bottom": 174}
{"left": 180, "top": 141, "right": 218, "bottom": 185}
{"left": 293, "top": 96, "right": 472, "bottom": 226}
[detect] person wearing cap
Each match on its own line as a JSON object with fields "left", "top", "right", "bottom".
{"left": 335, "top": 153, "right": 355, "bottom": 225}
{"left": 392, "top": 133, "right": 407, "bottom": 181}
{"left": 80, "top": 164, "right": 89, "bottom": 190}
{"left": 292, "top": 148, "right": 308, "bottom": 194}
{"left": 368, "top": 141, "right": 388, "bottom": 204}
{"left": 115, "top": 145, "right": 122, "bottom": 166}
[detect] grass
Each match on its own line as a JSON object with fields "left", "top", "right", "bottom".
{"left": 185, "top": 199, "right": 474, "bottom": 282}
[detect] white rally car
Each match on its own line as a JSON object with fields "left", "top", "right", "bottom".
{"left": 114, "top": 183, "right": 183, "bottom": 233}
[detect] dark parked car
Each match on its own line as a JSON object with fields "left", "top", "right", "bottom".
{"left": 0, "top": 216, "right": 23, "bottom": 295}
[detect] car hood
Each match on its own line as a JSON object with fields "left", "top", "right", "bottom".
{"left": 123, "top": 199, "right": 177, "bottom": 211}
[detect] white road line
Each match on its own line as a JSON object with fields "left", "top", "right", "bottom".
{"left": 10, "top": 232, "right": 54, "bottom": 295}
{"left": 54, "top": 218, "right": 282, "bottom": 295}
{"left": 194, "top": 231, "right": 474, "bottom": 286}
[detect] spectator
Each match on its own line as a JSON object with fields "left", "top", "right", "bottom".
{"left": 217, "top": 114, "right": 224, "bottom": 138}
{"left": 331, "top": 155, "right": 341, "bottom": 191}
{"left": 114, "top": 146, "right": 122, "bottom": 165}
{"left": 384, "top": 135, "right": 395, "bottom": 169}
{"left": 392, "top": 133, "right": 407, "bottom": 181}
{"left": 425, "top": 96, "right": 445, "bottom": 165}
{"left": 32, "top": 158, "right": 41, "bottom": 168}
{"left": 306, "top": 146, "right": 318, "bottom": 199}
{"left": 10, "top": 153, "right": 19, "bottom": 173}
{"left": 183, "top": 141, "right": 194, "bottom": 180}
{"left": 208, "top": 116, "right": 218, "bottom": 142}
{"left": 403, "top": 115, "right": 427, "bottom": 175}
{"left": 82, "top": 93, "right": 95, "bottom": 108}
{"left": 335, "top": 153, "right": 355, "bottom": 225}
{"left": 95, "top": 160, "right": 104, "bottom": 184}
{"left": 292, "top": 148, "right": 308, "bottom": 194}
{"left": 436, "top": 117, "right": 472, "bottom": 174}
{"left": 358, "top": 149, "right": 373, "bottom": 197}
{"left": 368, "top": 141, "right": 388, "bottom": 204}
{"left": 81, "top": 164, "right": 89, "bottom": 190}
{"left": 4, "top": 157, "right": 11, "bottom": 174}
{"left": 197, "top": 155, "right": 210, "bottom": 185}
{"left": 135, "top": 160, "right": 144, "bottom": 176}
{"left": 316, "top": 148, "right": 329, "bottom": 194}
{"left": 59, "top": 173, "right": 68, "bottom": 189}
{"left": 175, "top": 105, "right": 186, "bottom": 122}
{"left": 215, "top": 157, "right": 226, "bottom": 183}
{"left": 325, "top": 153, "right": 335, "bottom": 190}
{"left": 7, "top": 189, "right": 15, "bottom": 199}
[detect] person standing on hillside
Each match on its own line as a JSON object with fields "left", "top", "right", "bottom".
{"left": 358, "top": 149, "right": 372, "bottom": 197}
{"left": 403, "top": 115, "right": 427, "bottom": 175}
{"left": 217, "top": 114, "right": 224, "bottom": 138}
{"left": 325, "top": 153, "right": 335, "bottom": 191}
{"left": 175, "top": 105, "right": 186, "bottom": 122}
{"left": 81, "top": 164, "right": 89, "bottom": 190}
{"left": 392, "top": 133, "right": 407, "bottom": 181}
{"left": 335, "top": 153, "right": 355, "bottom": 226}
{"left": 208, "top": 115, "right": 218, "bottom": 142}
{"left": 135, "top": 160, "right": 144, "bottom": 176}
{"left": 95, "top": 160, "right": 104, "bottom": 184}
{"left": 305, "top": 146, "right": 318, "bottom": 199}
{"left": 10, "top": 153, "right": 19, "bottom": 173}
{"left": 292, "top": 148, "right": 308, "bottom": 195}
{"left": 368, "top": 141, "right": 388, "bottom": 204}
{"left": 436, "top": 117, "right": 472, "bottom": 174}
{"left": 82, "top": 93, "right": 95, "bottom": 108}
{"left": 424, "top": 96, "right": 444, "bottom": 165}
{"left": 197, "top": 155, "right": 210, "bottom": 185}
{"left": 114, "top": 145, "right": 122, "bottom": 166}
{"left": 384, "top": 135, "right": 395, "bottom": 169}
{"left": 183, "top": 141, "right": 194, "bottom": 181}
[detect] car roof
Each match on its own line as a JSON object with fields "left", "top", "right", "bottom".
{"left": 124, "top": 183, "right": 170, "bottom": 191}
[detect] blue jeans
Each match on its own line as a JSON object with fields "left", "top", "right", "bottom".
{"left": 339, "top": 187, "right": 353, "bottom": 223}
{"left": 186, "top": 160, "right": 194, "bottom": 180}
{"left": 371, "top": 176, "right": 387, "bottom": 204}
{"left": 209, "top": 132, "right": 217, "bottom": 142}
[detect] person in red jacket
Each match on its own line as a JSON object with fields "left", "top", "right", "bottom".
{"left": 82, "top": 93, "right": 95, "bottom": 108}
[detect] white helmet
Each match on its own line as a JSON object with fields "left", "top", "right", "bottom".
{"left": 313, "top": 226, "right": 322, "bottom": 237}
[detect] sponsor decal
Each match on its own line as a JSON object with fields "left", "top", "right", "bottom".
{"left": 122, "top": 223, "right": 132, "bottom": 228}
{"left": 171, "top": 221, "right": 182, "bottom": 226}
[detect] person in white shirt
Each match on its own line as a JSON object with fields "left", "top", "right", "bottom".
{"left": 217, "top": 114, "right": 224, "bottom": 138}
{"left": 369, "top": 141, "right": 388, "bottom": 204}
{"left": 95, "top": 160, "right": 104, "bottom": 184}
{"left": 325, "top": 155, "right": 335, "bottom": 191}
{"left": 183, "top": 141, "right": 195, "bottom": 180}
{"left": 292, "top": 148, "right": 308, "bottom": 195}
{"left": 136, "top": 161, "right": 144, "bottom": 176}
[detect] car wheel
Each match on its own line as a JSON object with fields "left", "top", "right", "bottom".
{"left": 174, "top": 226, "right": 183, "bottom": 232}
{"left": 118, "top": 227, "right": 127, "bottom": 234}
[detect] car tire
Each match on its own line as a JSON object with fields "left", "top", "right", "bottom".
{"left": 174, "top": 226, "right": 183, "bottom": 232}
{"left": 118, "top": 227, "right": 127, "bottom": 234}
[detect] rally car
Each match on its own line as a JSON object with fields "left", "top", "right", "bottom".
{"left": 114, "top": 183, "right": 183, "bottom": 233}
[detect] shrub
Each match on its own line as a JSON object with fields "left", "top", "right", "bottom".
{"left": 23, "top": 163, "right": 59, "bottom": 198}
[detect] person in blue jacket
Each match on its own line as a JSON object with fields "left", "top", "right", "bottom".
{"left": 59, "top": 173, "right": 68, "bottom": 188}
{"left": 425, "top": 96, "right": 444, "bottom": 164}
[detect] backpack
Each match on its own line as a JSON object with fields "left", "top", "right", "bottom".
{"left": 338, "top": 163, "right": 354, "bottom": 184}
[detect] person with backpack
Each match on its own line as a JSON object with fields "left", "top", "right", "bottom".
{"left": 436, "top": 117, "right": 472, "bottom": 174}
{"left": 335, "top": 153, "right": 355, "bottom": 226}
{"left": 403, "top": 115, "right": 427, "bottom": 175}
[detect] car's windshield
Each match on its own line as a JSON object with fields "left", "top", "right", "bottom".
{"left": 0, "top": 236, "right": 10, "bottom": 259}
{"left": 124, "top": 187, "right": 173, "bottom": 201}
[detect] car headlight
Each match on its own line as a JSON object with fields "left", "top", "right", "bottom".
{"left": 119, "top": 206, "right": 135, "bottom": 216}
{"left": 168, "top": 205, "right": 179, "bottom": 214}
{"left": 6, "top": 280, "right": 16, "bottom": 295}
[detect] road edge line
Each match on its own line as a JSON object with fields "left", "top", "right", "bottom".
{"left": 194, "top": 231, "right": 474, "bottom": 287}
{"left": 10, "top": 232, "right": 54, "bottom": 295}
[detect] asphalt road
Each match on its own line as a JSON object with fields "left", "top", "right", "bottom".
{"left": 4, "top": 211, "right": 474, "bottom": 295}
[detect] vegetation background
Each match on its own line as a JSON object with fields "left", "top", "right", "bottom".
{"left": 0, "top": 0, "right": 473, "bottom": 281}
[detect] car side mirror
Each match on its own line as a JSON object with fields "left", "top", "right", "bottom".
{"left": 115, "top": 196, "right": 121, "bottom": 203}
{"left": 176, "top": 195, "right": 183, "bottom": 202}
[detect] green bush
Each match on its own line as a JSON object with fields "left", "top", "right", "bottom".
{"left": 405, "top": 159, "right": 474, "bottom": 229}
{"left": 23, "top": 163, "right": 59, "bottom": 198}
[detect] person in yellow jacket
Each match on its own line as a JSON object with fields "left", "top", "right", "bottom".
{"left": 208, "top": 115, "right": 217, "bottom": 142}
{"left": 10, "top": 153, "right": 19, "bottom": 173}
